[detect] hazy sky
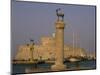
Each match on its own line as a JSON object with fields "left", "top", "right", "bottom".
{"left": 11, "top": 1, "right": 96, "bottom": 58}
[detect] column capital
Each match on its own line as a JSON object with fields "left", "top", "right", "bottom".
{"left": 55, "top": 21, "right": 65, "bottom": 29}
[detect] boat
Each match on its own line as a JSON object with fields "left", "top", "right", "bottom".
{"left": 69, "top": 57, "right": 80, "bottom": 62}
{"left": 68, "top": 32, "right": 81, "bottom": 62}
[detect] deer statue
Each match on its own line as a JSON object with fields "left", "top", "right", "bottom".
{"left": 56, "top": 8, "right": 64, "bottom": 21}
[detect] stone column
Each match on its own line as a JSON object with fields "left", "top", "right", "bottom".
{"left": 51, "top": 20, "right": 66, "bottom": 70}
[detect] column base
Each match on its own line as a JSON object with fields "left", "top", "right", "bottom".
{"left": 51, "top": 63, "right": 66, "bottom": 71}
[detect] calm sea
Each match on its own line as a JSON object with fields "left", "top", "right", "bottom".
{"left": 12, "top": 60, "right": 96, "bottom": 74}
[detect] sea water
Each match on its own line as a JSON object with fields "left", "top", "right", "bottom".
{"left": 12, "top": 60, "right": 96, "bottom": 74}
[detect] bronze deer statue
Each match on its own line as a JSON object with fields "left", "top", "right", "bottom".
{"left": 56, "top": 8, "right": 64, "bottom": 21}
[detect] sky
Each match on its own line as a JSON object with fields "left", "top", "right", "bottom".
{"left": 11, "top": 0, "right": 96, "bottom": 58}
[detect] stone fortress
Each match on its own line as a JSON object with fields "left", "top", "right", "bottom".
{"left": 15, "top": 8, "right": 87, "bottom": 63}
{"left": 15, "top": 34, "right": 86, "bottom": 61}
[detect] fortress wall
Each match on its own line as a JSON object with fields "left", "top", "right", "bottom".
{"left": 15, "top": 45, "right": 31, "bottom": 60}
{"left": 33, "top": 45, "right": 55, "bottom": 60}
{"left": 15, "top": 37, "right": 87, "bottom": 60}
{"left": 41, "top": 37, "right": 55, "bottom": 46}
